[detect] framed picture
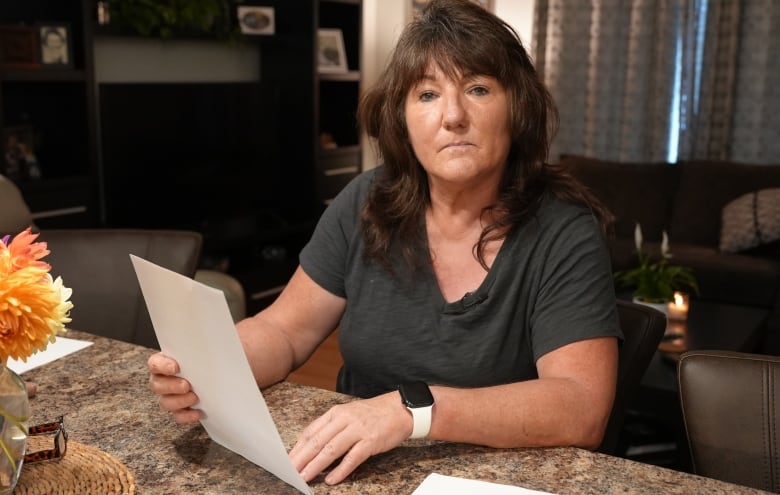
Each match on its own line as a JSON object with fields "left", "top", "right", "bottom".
{"left": 237, "top": 6, "right": 275, "bottom": 35}
{"left": 1, "top": 126, "right": 37, "bottom": 181}
{"left": 408, "top": 0, "right": 494, "bottom": 22}
{"left": 317, "top": 28, "right": 348, "bottom": 73}
{"left": 0, "top": 25, "right": 39, "bottom": 69}
{"left": 37, "top": 23, "right": 72, "bottom": 68}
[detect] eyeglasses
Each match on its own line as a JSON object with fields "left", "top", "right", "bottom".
{"left": 24, "top": 416, "right": 68, "bottom": 463}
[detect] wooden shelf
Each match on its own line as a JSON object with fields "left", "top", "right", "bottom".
{"left": 0, "top": 0, "right": 99, "bottom": 228}
{"left": 0, "top": 68, "right": 87, "bottom": 82}
{"left": 318, "top": 70, "right": 360, "bottom": 82}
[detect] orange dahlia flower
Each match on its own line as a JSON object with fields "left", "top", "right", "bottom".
{"left": 0, "top": 228, "right": 73, "bottom": 364}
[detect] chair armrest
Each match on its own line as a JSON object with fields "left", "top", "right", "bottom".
{"left": 194, "top": 270, "right": 247, "bottom": 322}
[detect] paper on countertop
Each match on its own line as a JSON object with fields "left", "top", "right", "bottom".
{"left": 130, "top": 255, "right": 311, "bottom": 495}
{"left": 412, "top": 473, "right": 558, "bottom": 495}
{"left": 8, "top": 336, "right": 94, "bottom": 375}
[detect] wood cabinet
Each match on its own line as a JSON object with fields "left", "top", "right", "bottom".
{"left": 0, "top": 0, "right": 98, "bottom": 228}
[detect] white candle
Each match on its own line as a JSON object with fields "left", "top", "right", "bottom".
{"left": 667, "top": 291, "right": 689, "bottom": 321}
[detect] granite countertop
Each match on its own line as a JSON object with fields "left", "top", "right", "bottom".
{"left": 20, "top": 331, "right": 771, "bottom": 494}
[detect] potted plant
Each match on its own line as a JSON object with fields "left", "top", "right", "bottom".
{"left": 0, "top": 228, "right": 73, "bottom": 491}
{"left": 102, "top": 0, "right": 237, "bottom": 40}
{"left": 614, "top": 223, "right": 698, "bottom": 313}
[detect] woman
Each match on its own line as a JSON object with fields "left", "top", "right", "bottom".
{"left": 148, "top": 0, "right": 620, "bottom": 486}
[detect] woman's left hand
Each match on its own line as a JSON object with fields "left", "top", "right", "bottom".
{"left": 289, "top": 391, "right": 411, "bottom": 485}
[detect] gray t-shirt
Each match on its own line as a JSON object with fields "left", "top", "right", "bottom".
{"left": 300, "top": 168, "right": 621, "bottom": 398}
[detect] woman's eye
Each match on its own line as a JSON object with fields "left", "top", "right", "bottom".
{"left": 419, "top": 91, "right": 437, "bottom": 102}
{"left": 469, "top": 86, "right": 489, "bottom": 96}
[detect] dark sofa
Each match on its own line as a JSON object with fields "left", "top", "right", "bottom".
{"left": 562, "top": 155, "right": 780, "bottom": 354}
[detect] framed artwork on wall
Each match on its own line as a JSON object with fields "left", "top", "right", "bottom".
{"left": 37, "top": 23, "right": 72, "bottom": 68}
{"left": 237, "top": 6, "right": 275, "bottom": 35}
{"left": 0, "top": 26, "right": 39, "bottom": 69}
{"left": 317, "top": 28, "right": 348, "bottom": 73}
{"left": 408, "top": 0, "right": 494, "bottom": 22}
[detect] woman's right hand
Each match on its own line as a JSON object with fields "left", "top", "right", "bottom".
{"left": 147, "top": 352, "right": 202, "bottom": 424}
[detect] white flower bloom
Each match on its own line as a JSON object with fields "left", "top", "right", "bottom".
{"left": 634, "top": 223, "right": 643, "bottom": 253}
{"left": 661, "top": 231, "right": 671, "bottom": 258}
{"left": 49, "top": 275, "right": 73, "bottom": 331}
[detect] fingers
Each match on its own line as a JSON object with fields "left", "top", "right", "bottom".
{"left": 149, "top": 371, "right": 191, "bottom": 395}
{"left": 151, "top": 377, "right": 201, "bottom": 424}
{"left": 171, "top": 407, "right": 202, "bottom": 425}
{"left": 147, "top": 352, "right": 201, "bottom": 424}
{"left": 289, "top": 393, "right": 409, "bottom": 485}
{"left": 323, "top": 443, "right": 372, "bottom": 485}
{"left": 157, "top": 388, "right": 199, "bottom": 412}
{"left": 25, "top": 381, "right": 37, "bottom": 398}
{"left": 148, "top": 352, "right": 179, "bottom": 375}
{"left": 291, "top": 407, "right": 368, "bottom": 484}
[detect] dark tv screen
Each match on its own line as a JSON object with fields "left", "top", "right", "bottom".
{"left": 99, "top": 82, "right": 294, "bottom": 233}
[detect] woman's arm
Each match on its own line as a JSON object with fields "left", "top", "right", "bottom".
{"left": 429, "top": 336, "right": 618, "bottom": 448}
{"left": 237, "top": 265, "right": 346, "bottom": 388}
{"left": 149, "top": 265, "right": 345, "bottom": 421}
{"left": 290, "top": 335, "right": 618, "bottom": 484}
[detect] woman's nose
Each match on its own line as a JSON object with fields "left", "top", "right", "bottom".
{"left": 442, "top": 95, "right": 467, "bottom": 129}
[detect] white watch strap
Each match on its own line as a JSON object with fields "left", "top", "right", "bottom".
{"left": 407, "top": 404, "right": 433, "bottom": 439}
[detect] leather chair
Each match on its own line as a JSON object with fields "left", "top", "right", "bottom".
{"left": 0, "top": 174, "right": 34, "bottom": 234}
{"left": 598, "top": 300, "right": 668, "bottom": 454}
{"left": 1, "top": 174, "right": 247, "bottom": 345}
{"left": 40, "top": 229, "right": 202, "bottom": 349}
{"left": 678, "top": 350, "right": 780, "bottom": 492}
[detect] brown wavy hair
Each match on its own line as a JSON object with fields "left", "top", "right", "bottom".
{"left": 358, "top": 0, "right": 612, "bottom": 273}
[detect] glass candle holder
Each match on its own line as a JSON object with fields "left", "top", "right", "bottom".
{"left": 667, "top": 291, "right": 690, "bottom": 321}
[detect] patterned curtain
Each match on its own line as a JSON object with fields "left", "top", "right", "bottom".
{"left": 684, "top": 0, "right": 780, "bottom": 164}
{"left": 533, "top": 0, "right": 683, "bottom": 162}
{"left": 534, "top": 0, "right": 780, "bottom": 165}
{"left": 677, "top": 0, "right": 738, "bottom": 161}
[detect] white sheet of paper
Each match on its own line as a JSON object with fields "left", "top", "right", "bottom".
{"left": 412, "top": 473, "right": 558, "bottom": 495}
{"left": 7, "top": 337, "right": 94, "bottom": 375}
{"left": 131, "top": 255, "right": 311, "bottom": 495}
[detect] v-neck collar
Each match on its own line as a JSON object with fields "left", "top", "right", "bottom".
{"left": 423, "top": 227, "right": 517, "bottom": 314}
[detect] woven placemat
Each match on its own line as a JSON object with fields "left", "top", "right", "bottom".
{"left": 14, "top": 441, "right": 136, "bottom": 495}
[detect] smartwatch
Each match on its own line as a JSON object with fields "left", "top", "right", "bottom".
{"left": 398, "top": 381, "right": 434, "bottom": 439}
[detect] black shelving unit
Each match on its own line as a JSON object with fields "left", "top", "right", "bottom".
{"left": 317, "top": 0, "right": 362, "bottom": 204}
{"left": 214, "top": 0, "right": 362, "bottom": 311}
{"left": 261, "top": 0, "right": 362, "bottom": 209}
{"left": 0, "top": 0, "right": 98, "bottom": 228}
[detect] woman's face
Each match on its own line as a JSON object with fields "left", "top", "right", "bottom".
{"left": 404, "top": 62, "right": 511, "bottom": 190}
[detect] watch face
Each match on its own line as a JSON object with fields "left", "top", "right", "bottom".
{"left": 399, "top": 381, "right": 434, "bottom": 408}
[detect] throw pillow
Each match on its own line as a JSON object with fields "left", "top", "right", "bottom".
{"left": 720, "top": 188, "right": 780, "bottom": 253}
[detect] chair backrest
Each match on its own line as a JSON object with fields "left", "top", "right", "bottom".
{"left": 40, "top": 229, "right": 202, "bottom": 349}
{"left": 0, "top": 174, "right": 35, "bottom": 235}
{"left": 678, "top": 350, "right": 780, "bottom": 491}
{"left": 598, "top": 300, "right": 667, "bottom": 454}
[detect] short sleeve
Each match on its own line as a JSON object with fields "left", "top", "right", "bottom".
{"left": 299, "top": 170, "right": 376, "bottom": 297}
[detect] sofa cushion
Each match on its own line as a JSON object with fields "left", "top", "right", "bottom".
{"left": 609, "top": 238, "right": 780, "bottom": 308}
{"left": 670, "top": 161, "right": 780, "bottom": 247}
{"left": 562, "top": 155, "right": 680, "bottom": 240}
{"left": 674, "top": 246, "right": 780, "bottom": 308}
{"left": 720, "top": 188, "right": 780, "bottom": 254}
